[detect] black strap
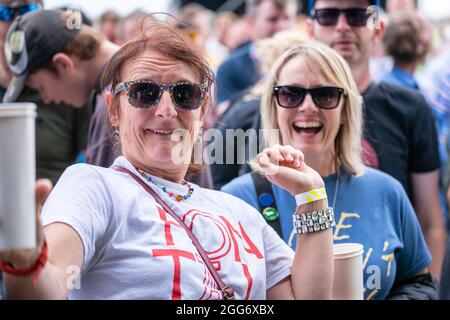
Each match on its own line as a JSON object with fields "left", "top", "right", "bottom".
{"left": 251, "top": 172, "right": 283, "bottom": 237}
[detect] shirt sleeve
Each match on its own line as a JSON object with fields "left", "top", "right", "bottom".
{"left": 410, "top": 94, "right": 440, "bottom": 173}
{"left": 40, "top": 164, "right": 113, "bottom": 273}
{"left": 262, "top": 219, "right": 295, "bottom": 289}
{"left": 394, "top": 183, "right": 432, "bottom": 281}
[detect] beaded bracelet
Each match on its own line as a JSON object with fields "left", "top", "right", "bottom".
{"left": 0, "top": 240, "right": 48, "bottom": 286}
{"left": 293, "top": 208, "right": 336, "bottom": 234}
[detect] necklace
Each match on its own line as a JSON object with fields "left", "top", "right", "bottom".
{"left": 332, "top": 169, "right": 340, "bottom": 209}
{"left": 136, "top": 169, "right": 194, "bottom": 202}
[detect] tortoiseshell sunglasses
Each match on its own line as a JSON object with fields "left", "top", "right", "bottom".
{"left": 114, "top": 80, "right": 208, "bottom": 110}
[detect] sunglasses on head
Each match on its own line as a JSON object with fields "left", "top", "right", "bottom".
{"left": 114, "top": 80, "right": 208, "bottom": 111}
{"left": 311, "top": 8, "right": 371, "bottom": 27}
{"left": 0, "top": 3, "right": 41, "bottom": 22}
{"left": 273, "top": 86, "right": 345, "bottom": 110}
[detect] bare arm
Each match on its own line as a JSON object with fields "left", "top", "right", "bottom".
{"left": 4, "top": 223, "right": 84, "bottom": 300}
{"left": 447, "top": 187, "right": 450, "bottom": 216}
{"left": 411, "top": 170, "right": 448, "bottom": 278}
{"left": 259, "top": 145, "right": 334, "bottom": 300}
{"left": 1, "top": 180, "right": 84, "bottom": 300}
{"left": 267, "top": 199, "right": 333, "bottom": 300}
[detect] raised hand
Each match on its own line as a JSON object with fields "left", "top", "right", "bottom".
{"left": 256, "top": 144, "right": 324, "bottom": 196}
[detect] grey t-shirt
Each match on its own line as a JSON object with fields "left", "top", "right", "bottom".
{"left": 85, "top": 89, "right": 118, "bottom": 168}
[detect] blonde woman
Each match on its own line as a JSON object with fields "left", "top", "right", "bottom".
{"left": 222, "top": 42, "right": 437, "bottom": 300}
{"left": 211, "top": 31, "right": 307, "bottom": 188}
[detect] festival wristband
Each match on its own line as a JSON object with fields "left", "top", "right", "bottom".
{"left": 295, "top": 187, "right": 327, "bottom": 206}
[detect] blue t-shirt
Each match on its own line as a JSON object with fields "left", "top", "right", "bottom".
{"left": 222, "top": 168, "right": 431, "bottom": 300}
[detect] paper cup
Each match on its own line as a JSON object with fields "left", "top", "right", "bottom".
{"left": 333, "top": 243, "right": 364, "bottom": 300}
{"left": 0, "top": 103, "right": 37, "bottom": 250}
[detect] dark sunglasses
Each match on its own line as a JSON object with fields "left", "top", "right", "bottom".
{"left": 0, "top": 3, "right": 41, "bottom": 22}
{"left": 114, "top": 80, "right": 208, "bottom": 111}
{"left": 311, "top": 8, "right": 371, "bottom": 27}
{"left": 273, "top": 86, "right": 345, "bottom": 109}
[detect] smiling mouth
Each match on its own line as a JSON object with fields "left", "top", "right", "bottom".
{"left": 293, "top": 121, "right": 323, "bottom": 136}
{"left": 145, "top": 129, "right": 175, "bottom": 136}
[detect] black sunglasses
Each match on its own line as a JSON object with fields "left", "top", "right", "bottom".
{"left": 273, "top": 86, "right": 345, "bottom": 109}
{"left": 311, "top": 8, "right": 371, "bottom": 27}
{"left": 114, "top": 80, "right": 208, "bottom": 110}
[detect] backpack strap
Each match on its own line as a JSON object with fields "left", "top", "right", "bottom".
{"left": 250, "top": 171, "right": 283, "bottom": 238}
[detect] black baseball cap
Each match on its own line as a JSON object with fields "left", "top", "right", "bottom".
{"left": 3, "top": 9, "right": 81, "bottom": 102}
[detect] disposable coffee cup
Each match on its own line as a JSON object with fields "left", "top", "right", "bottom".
{"left": 0, "top": 103, "right": 37, "bottom": 250}
{"left": 333, "top": 243, "right": 364, "bottom": 300}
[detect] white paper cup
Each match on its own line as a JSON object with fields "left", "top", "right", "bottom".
{"left": 333, "top": 243, "right": 364, "bottom": 300}
{"left": 0, "top": 103, "right": 37, "bottom": 250}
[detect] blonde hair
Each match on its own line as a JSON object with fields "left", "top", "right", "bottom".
{"left": 246, "top": 30, "right": 307, "bottom": 100}
{"left": 260, "top": 41, "right": 364, "bottom": 176}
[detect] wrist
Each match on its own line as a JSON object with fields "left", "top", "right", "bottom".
{"left": 290, "top": 182, "right": 325, "bottom": 197}
{"left": 0, "top": 240, "right": 48, "bottom": 285}
{"left": 11, "top": 238, "right": 45, "bottom": 269}
{"left": 296, "top": 199, "right": 329, "bottom": 214}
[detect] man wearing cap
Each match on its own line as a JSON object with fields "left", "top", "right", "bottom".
{"left": 3, "top": 8, "right": 120, "bottom": 168}
{"left": 306, "top": 0, "right": 446, "bottom": 278}
{"left": 0, "top": 0, "right": 92, "bottom": 184}
{"left": 0, "top": 0, "right": 91, "bottom": 301}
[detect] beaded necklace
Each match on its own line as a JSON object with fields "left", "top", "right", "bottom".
{"left": 136, "top": 169, "right": 194, "bottom": 202}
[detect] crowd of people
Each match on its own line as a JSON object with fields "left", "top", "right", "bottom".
{"left": 0, "top": 0, "right": 449, "bottom": 300}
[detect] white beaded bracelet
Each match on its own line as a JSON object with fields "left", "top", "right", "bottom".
{"left": 293, "top": 208, "right": 336, "bottom": 234}
{"left": 295, "top": 187, "right": 327, "bottom": 206}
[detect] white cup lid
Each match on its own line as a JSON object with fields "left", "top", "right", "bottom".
{"left": 334, "top": 243, "right": 364, "bottom": 260}
{"left": 0, "top": 103, "right": 36, "bottom": 118}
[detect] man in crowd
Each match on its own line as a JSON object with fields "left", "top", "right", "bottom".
{"left": 307, "top": 0, "right": 447, "bottom": 277}
{"left": 4, "top": 8, "right": 215, "bottom": 187}
{"left": 3, "top": 8, "right": 120, "bottom": 167}
{"left": 215, "top": 0, "right": 291, "bottom": 104}
{"left": 1, "top": 0, "right": 92, "bottom": 185}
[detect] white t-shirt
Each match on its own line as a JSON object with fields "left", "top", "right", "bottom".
{"left": 41, "top": 156, "right": 294, "bottom": 300}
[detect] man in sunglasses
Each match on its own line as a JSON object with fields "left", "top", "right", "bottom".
{"left": 307, "top": 0, "right": 446, "bottom": 278}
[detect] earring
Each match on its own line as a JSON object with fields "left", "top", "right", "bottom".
{"left": 113, "top": 128, "right": 120, "bottom": 143}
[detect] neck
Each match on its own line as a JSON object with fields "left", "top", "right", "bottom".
{"left": 394, "top": 62, "right": 417, "bottom": 75}
{"left": 305, "top": 152, "right": 337, "bottom": 178}
{"left": 84, "top": 40, "right": 120, "bottom": 89}
{"left": 350, "top": 60, "right": 373, "bottom": 93}
{"left": 127, "top": 157, "right": 187, "bottom": 184}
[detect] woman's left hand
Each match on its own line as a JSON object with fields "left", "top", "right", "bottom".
{"left": 256, "top": 144, "right": 324, "bottom": 196}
